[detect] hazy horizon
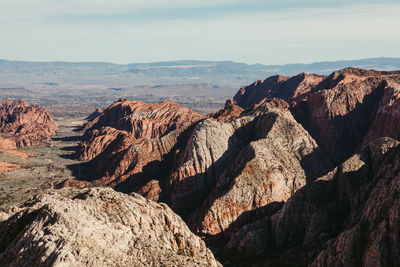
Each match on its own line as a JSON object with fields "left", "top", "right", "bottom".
{"left": 1, "top": 56, "right": 399, "bottom": 66}
{"left": 1, "top": 0, "right": 399, "bottom": 65}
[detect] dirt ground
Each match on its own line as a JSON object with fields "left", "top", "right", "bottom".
{"left": 0, "top": 116, "right": 88, "bottom": 211}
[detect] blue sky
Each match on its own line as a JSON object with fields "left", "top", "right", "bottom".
{"left": 0, "top": 0, "right": 399, "bottom": 64}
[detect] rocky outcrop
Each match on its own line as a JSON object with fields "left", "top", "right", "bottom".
{"left": 232, "top": 72, "right": 325, "bottom": 108}
{"left": 0, "top": 99, "right": 57, "bottom": 147}
{"left": 0, "top": 187, "right": 221, "bottom": 267}
{"left": 363, "top": 80, "right": 400, "bottom": 145}
{"left": 219, "top": 137, "right": 400, "bottom": 266}
{"left": 72, "top": 99, "right": 204, "bottom": 200}
{"left": 292, "top": 68, "right": 400, "bottom": 164}
{"left": 208, "top": 102, "right": 244, "bottom": 122}
{"left": 230, "top": 68, "right": 400, "bottom": 164}
{"left": 168, "top": 100, "right": 331, "bottom": 236}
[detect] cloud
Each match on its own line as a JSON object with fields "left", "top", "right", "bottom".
{"left": 0, "top": 1, "right": 399, "bottom": 64}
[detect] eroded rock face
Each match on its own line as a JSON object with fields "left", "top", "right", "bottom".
{"left": 231, "top": 68, "right": 400, "bottom": 164}
{"left": 0, "top": 99, "right": 57, "bottom": 147}
{"left": 221, "top": 137, "right": 400, "bottom": 266}
{"left": 232, "top": 73, "right": 325, "bottom": 108}
{"left": 72, "top": 99, "right": 204, "bottom": 200}
{"left": 363, "top": 80, "right": 400, "bottom": 145}
{"left": 292, "top": 69, "right": 400, "bottom": 164}
{"left": 0, "top": 187, "right": 221, "bottom": 267}
{"left": 208, "top": 102, "right": 244, "bottom": 122}
{"left": 168, "top": 100, "right": 331, "bottom": 237}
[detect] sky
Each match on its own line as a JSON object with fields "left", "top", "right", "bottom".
{"left": 0, "top": 0, "right": 399, "bottom": 65}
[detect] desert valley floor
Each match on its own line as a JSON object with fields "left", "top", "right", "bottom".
{"left": 0, "top": 116, "right": 87, "bottom": 210}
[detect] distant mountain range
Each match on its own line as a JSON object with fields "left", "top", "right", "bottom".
{"left": 0, "top": 57, "right": 399, "bottom": 86}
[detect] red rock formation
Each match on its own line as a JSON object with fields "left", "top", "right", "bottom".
{"left": 232, "top": 73, "right": 325, "bottom": 108}
{"left": 230, "top": 68, "right": 400, "bottom": 164}
{"left": 220, "top": 137, "right": 400, "bottom": 266}
{"left": 208, "top": 103, "right": 244, "bottom": 122}
{"left": 363, "top": 80, "right": 400, "bottom": 145}
{"left": 73, "top": 99, "right": 204, "bottom": 200}
{"left": 0, "top": 99, "right": 57, "bottom": 147}
{"left": 292, "top": 68, "right": 400, "bottom": 163}
{"left": 82, "top": 99, "right": 200, "bottom": 140}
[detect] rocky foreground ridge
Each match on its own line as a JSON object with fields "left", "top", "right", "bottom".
{"left": 0, "top": 99, "right": 57, "bottom": 147}
{"left": 0, "top": 187, "right": 221, "bottom": 266}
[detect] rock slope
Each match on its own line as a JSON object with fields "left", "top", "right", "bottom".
{"left": 0, "top": 99, "right": 57, "bottom": 147}
{"left": 232, "top": 72, "right": 325, "bottom": 108}
{"left": 0, "top": 187, "right": 221, "bottom": 267}
{"left": 70, "top": 99, "right": 204, "bottom": 201}
{"left": 168, "top": 99, "right": 332, "bottom": 237}
{"left": 231, "top": 68, "right": 400, "bottom": 164}
{"left": 220, "top": 137, "right": 400, "bottom": 266}
{"left": 293, "top": 68, "right": 400, "bottom": 164}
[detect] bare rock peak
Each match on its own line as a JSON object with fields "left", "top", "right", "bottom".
{"left": 0, "top": 187, "right": 221, "bottom": 267}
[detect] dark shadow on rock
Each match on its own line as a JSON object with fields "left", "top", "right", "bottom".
{"left": 205, "top": 145, "right": 382, "bottom": 266}
{"left": 291, "top": 80, "right": 387, "bottom": 165}
{"left": 64, "top": 161, "right": 93, "bottom": 181}
{"left": 166, "top": 118, "right": 257, "bottom": 218}
{"left": 300, "top": 148, "right": 333, "bottom": 184}
{"left": 113, "top": 122, "right": 201, "bottom": 204}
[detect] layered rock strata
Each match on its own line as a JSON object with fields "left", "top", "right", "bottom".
{"left": 71, "top": 99, "right": 204, "bottom": 201}
{"left": 168, "top": 100, "right": 332, "bottom": 237}
{"left": 221, "top": 137, "right": 400, "bottom": 266}
{"left": 0, "top": 99, "right": 57, "bottom": 147}
{"left": 232, "top": 68, "right": 400, "bottom": 164}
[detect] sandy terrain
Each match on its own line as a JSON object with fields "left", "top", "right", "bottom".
{"left": 0, "top": 116, "right": 88, "bottom": 211}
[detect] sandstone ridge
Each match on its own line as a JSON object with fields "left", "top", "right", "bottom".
{"left": 0, "top": 99, "right": 57, "bottom": 147}
{"left": 231, "top": 68, "right": 400, "bottom": 164}
{"left": 168, "top": 99, "right": 332, "bottom": 237}
{"left": 68, "top": 99, "right": 205, "bottom": 201}
{"left": 0, "top": 187, "right": 221, "bottom": 267}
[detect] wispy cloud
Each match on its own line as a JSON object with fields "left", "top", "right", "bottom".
{"left": 0, "top": 1, "right": 399, "bottom": 64}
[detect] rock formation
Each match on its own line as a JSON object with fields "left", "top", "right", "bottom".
{"left": 71, "top": 99, "right": 204, "bottom": 201}
{"left": 3, "top": 68, "right": 400, "bottom": 267}
{"left": 231, "top": 68, "right": 400, "bottom": 164}
{"left": 220, "top": 137, "right": 400, "bottom": 266}
{"left": 232, "top": 72, "right": 325, "bottom": 108}
{"left": 168, "top": 99, "right": 332, "bottom": 237}
{"left": 292, "top": 68, "right": 400, "bottom": 164}
{"left": 0, "top": 99, "right": 57, "bottom": 147}
{"left": 0, "top": 187, "right": 221, "bottom": 266}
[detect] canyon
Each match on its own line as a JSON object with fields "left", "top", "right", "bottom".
{"left": 1, "top": 67, "right": 400, "bottom": 266}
